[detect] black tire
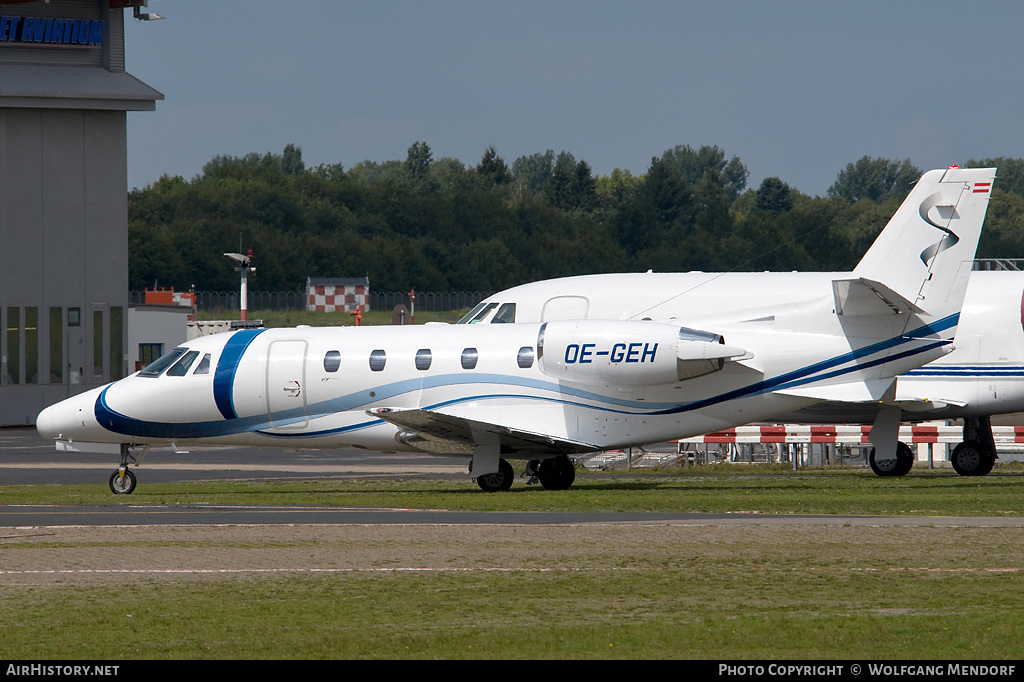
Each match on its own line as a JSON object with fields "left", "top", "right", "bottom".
{"left": 869, "top": 442, "right": 914, "bottom": 477}
{"left": 475, "top": 458, "right": 514, "bottom": 492}
{"left": 951, "top": 441, "right": 995, "bottom": 477}
{"left": 536, "top": 455, "right": 576, "bottom": 490}
{"left": 109, "top": 469, "right": 137, "bottom": 495}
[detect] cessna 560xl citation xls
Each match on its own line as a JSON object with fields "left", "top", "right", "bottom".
{"left": 36, "top": 167, "right": 995, "bottom": 493}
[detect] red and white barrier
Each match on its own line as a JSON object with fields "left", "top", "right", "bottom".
{"left": 678, "top": 424, "right": 1024, "bottom": 446}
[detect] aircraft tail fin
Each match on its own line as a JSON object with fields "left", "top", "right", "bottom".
{"left": 851, "top": 166, "right": 995, "bottom": 320}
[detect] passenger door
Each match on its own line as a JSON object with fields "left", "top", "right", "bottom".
{"left": 265, "top": 339, "right": 309, "bottom": 430}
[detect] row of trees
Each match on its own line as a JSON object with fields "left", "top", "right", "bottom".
{"left": 128, "top": 144, "right": 1024, "bottom": 294}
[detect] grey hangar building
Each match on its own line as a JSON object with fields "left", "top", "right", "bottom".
{"left": 1, "top": 0, "right": 162, "bottom": 425}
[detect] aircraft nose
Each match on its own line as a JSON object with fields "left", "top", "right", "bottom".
{"left": 35, "top": 401, "right": 56, "bottom": 438}
{"left": 35, "top": 403, "right": 58, "bottom": 440}
{"left": 35, "top": 387, "right": 104, "bottom": 441}
{"left": 35, "top": 398, "right": 84, "bottom": 441}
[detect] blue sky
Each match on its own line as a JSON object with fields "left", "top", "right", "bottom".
{"left": 125, "top": 1, "right": 1024, "bottom": 197}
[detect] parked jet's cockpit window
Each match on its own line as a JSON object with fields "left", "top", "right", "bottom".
{"left": 457, "top": 301, "right": 489, "bottom": 324}
{"left": 461, "top": 348, "right": 478, "bottom": 370}
{"left": 166, "top": 350, "right": 200, "bottom": 377}
{"left": 491, "top": 303, "right": 516, "bottom": 324}
{"left": 194, "top": 354, "right": 212, "bottom": 375}
{"left": 415, "top": 349, "right": 432, "bottom": 371}
{"left": 459, "top": 302, "right": 498, "bottom": 324}
{"left": 138, "top": 347, "right": 187, "bottom": 377}
{"left": 324, "top": 350, "right": 341, "bottom": 373}
{"left": 369, "top": 349, "right": 386, "bottom": 372}
{"left": 517, "top": 346, "right": 535, "bottom": 369}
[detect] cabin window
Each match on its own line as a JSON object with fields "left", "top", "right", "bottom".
{"left": 139, "top": 347, "right": 187, "bottom": 377}
{"left": 461, "top": 347, "right": 478, "bottom": 370}
{"left": 415, "top": 349, "right": 432, "bottom": 371}
{"left": 491, "top": 303, "right": 516, "bottom": 324}
{"left": 324, "top": 350, "right": 341, "bottom": 373}
{"left": 369, "top": 349, "right": 386, "bottom": 372}
{"left": 193, "top": 353, "right": 212, "bottom": 375}
{"left": 166, "top": 350, "right": 200, "bottom": 377}
{"left": 517, "top": 346, "right": 535, "bottom": 369}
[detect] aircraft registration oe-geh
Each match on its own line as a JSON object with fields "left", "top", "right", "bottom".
{"left": 36, "top": 166, "right": 995, "bottom": 494}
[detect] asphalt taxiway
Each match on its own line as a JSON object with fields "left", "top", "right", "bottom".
{"left": 0, "top": 426, "right": 470, "bottom": 486}
{"left": 6, "top": 427, "right": 1024, "bottom": 529}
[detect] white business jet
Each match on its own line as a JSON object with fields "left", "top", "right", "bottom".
{"left": 36, "top": 167, "right": 995, "bottom": 493}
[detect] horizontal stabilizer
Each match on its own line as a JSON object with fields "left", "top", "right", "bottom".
{"left": 368, "top": 407, "right": 600, "bottom": 456}
{"left": 832, "top": 278, "right": 924, "bottom": 316}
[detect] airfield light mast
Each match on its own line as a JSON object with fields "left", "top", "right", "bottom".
{"left": 224, "top": 250, "right": 255, "bottom": 321}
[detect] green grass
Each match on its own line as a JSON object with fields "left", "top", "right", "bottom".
{"left": 4, "top": 466, "right": 1024, "bottom": 516}
{"left": 3, "top": 529, "right": 1023, "bottom": 659}
{"left": 4, "top": 468, "right": 1024, "bottom": 659}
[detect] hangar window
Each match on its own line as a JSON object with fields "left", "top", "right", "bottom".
{"left": 461, "top": 348, "right": 478, "bottom": 370}
{"left": 491, "top": 303, "right": 516, "bottom": 324}
{"left": 6, "top": 307, "right": 19, "bottom": 384}
{"left": 517, "top": 346, "right": 535, "bottom": 369}
{"left": 415, "top": 349, "right": 432, "bottom": 371}
{"left": 369, "top": 349, "right": 386, "bottom": 372}
{"left": 49, "top": 307, "right": 62, "bottom": 384}
{"left": 92, "top": 310, "right": 103, "bottom": 379}
{"left": 138, "top": 343, "right": 163, "bottom": 368}
{"left": 25, "top": 307, "right": 38, "bottom": 384}
{"left": 166, "top": 350, "right": 200, "bottom": 377}
{"left": 139, "top": 347, "right": 187, "bottom": 378}
{"left": 324, "top": 350, "right": 341, "bottom": 373}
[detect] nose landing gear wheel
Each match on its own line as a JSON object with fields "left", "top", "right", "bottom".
{"left": 109, "top": 468, "right": 137, "bottom": 495}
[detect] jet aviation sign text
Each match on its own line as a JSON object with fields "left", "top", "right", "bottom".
{"left": 564, "top": 342, "right": 658, "bottom": 364}
{"left": 0, "top": 16, "right": 105, "bottom": 47}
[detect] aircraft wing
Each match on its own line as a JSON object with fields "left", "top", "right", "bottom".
{"left": 368, "top": 407, "right": 602, "bottom": 456}
{"left": 774, "top": 378, "right": 896, "bottom": 403}
{"left": 891, "top": 397, "right": 967, "bottom": 412}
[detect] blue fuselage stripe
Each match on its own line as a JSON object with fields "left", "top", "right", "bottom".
{"left": 93, "top": 314, "right": 957, "bottom": 442}
{"left": 213, "top": 329, "right": 266, "bottom": 420}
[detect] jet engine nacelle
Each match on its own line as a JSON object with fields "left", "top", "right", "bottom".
{"left": 537, "top": 320, "right": 746, "bottom": 386}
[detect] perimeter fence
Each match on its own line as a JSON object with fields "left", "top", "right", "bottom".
{"left": 130, "top": 290, "right": 494, "bottom": 313}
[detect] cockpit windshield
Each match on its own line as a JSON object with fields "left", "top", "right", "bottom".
{"left": 457, "top": 301, "right": 498, "bottom": 324}
{"left": 491, "top": 302, "right": 516, "bottom": 323}
{"left": 138, "top": 347, "right": 187, "bottom": 377}
{"left": 166, "top": 350, "right": 200, "bottom": 377}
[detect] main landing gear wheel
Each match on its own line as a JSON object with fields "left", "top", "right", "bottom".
{"left": 535, "top": 455, "right": 576, "bottom": 490}
{"left": 109, "top": 468, "right": 137, "bottom": 495}
{"left": 869, "top": 441, "right": 914, "bottom": 477}
{"left": 475, "top": 458, "right": 515, "bottom": 492}
{"left": 950, "top": 441, "right": 996, "bottom": 477}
